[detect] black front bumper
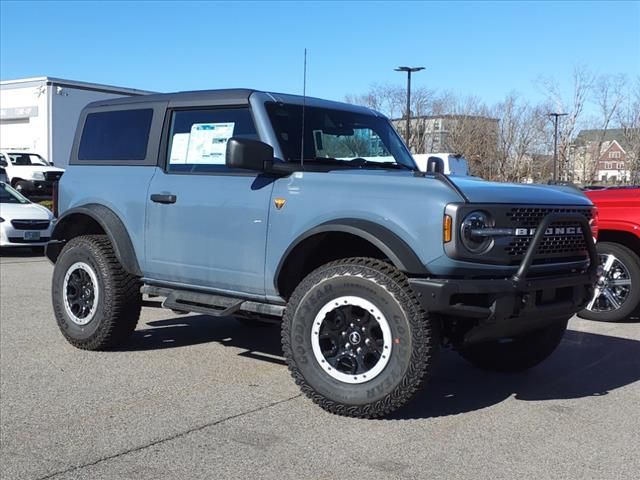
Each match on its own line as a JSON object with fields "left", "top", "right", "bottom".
{"left": 21, "top": 180, "right": 54, "bottom": 194}
{"left": 410, "top": 271, "right": 595, "bottom": 318}
{"left": 409, "top": 212, "right": 599, "bottom": 343}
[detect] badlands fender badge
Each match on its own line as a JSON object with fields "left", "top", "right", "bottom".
{"left": 274, "top": 198, "right": 286, "bottom": 210}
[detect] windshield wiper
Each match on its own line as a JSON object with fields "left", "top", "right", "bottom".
{"left": 308, "top": 157, "right": 414, "bottom": 171}
{"left": 368, "top": 161, "right": 415, "bottom": 171}
{"left": 349, "top": 158, "right": 415, "bottom": 171}
{"left": 310, "top": 157, "right": 346, "bottom": 163}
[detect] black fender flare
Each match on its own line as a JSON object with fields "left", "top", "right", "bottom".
{"left": 275, "top": 218, "right": 428, "bottom": 285}
{"left": 46, "top": 204, "right": 142, "bottom": 276}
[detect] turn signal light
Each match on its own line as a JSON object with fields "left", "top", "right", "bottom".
{"left": 590, "top": 207, "right": 599, "bottom": 240}
{"left": 443, "top": 215, "right": 452, "bottom": 243}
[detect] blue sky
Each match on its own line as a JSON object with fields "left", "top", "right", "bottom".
{"left": 1, "top": 1, "right": 639, "bottom": 105}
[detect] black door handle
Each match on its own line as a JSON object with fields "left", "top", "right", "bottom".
{"left": 150, "top": 193, "right": 177, "bottom": 204}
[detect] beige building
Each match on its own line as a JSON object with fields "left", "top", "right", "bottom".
{"left": 391, "top": 114, "right": 499, "bottom": 155}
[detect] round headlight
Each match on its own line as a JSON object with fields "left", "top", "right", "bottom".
{"left": 460, "top": 210, "right": 493, "bottom": 254}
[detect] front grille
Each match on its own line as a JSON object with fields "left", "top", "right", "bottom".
{"left": 11, "top": 219, "right": 50, "bottom": 230}
{"left": 44, "top": 171, "right": 63, "bottom": 182}
{"left": 8, "top": 237, "right": 50, "bottom": 244}
{"left": 506, "top": 207, "right": 592, "bottom": 227}
{"left": 506, "top": 235, "right": 588, "bottom": 257}
{"left": 504, "top": 207, "right": 592, "bottom": 261}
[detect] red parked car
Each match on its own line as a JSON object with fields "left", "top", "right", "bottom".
{"left": 580, "top": 187, "right": 640, "bottom": 321}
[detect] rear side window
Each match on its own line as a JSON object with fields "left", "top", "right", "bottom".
{"left": 78, "top": 109, "right": 153, "bottom": 161}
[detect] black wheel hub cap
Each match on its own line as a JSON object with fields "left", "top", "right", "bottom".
{"left": 318, "top": 305, "right": 385, "bottom": 376}
{"left": 66, "top": 268, "right": 96, "bottom": 319}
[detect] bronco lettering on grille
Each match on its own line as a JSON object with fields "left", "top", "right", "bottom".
{"left": 514, "top": 226, "right": 583, "bottom": 236}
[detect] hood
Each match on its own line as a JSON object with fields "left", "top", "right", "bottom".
{"left": 9, "top": 165, "right": 64, "bottom": 174}
{"left": 447, "top": 176, "right": 592, "bottom": 206}
{"left": 0, "top": 202, "right": 54, "bottom": 221}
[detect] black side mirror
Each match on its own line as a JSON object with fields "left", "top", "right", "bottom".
{"left": 226, "top": 138, "right": 273, "bottom": 171}
{"left": 427, "top": 156, "right": 445, "bottom": 174}
{"left": 0, "top": 160, "right": 7, "bottom": 167}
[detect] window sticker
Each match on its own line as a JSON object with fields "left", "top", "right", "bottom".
{"left": 186, "top": 122, "right": 235, "bottom": 164}
{"left": 169, "top": 133, "right": 190, "bottom": 164}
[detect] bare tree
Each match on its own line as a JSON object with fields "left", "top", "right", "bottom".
{"left": 492, "top": 94, "right": 548, "bottom": 182}
{"left": 616, "top": 77, "right": 640, "bottom": 183}
{"left": 346, "top": 68, "right": 635, "bottom": 184}
{"left": 586, "top": 74, "right": 626, "bottom": 182}
{"left": 345, "top": 83, "right": 406, "bottom": 119}
{"left": 345, "top": 83, "right": 434, "bottom": 151}
{"left": 539, "top": 66, "right": 594, "bottom": 181}
{"left": 441, "top": 96, "right": 498, "bottom": 179}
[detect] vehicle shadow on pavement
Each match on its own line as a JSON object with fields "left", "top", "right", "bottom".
{"left": 125, "top": 314, "right": 639, "bottom": 419}
{"left": 391, "top": 328, "right": 640, "bottom": 420}
{"left": 124, "top": 314, "right": 286, "bottom": 365}
{"left": 0, "top": 247, "right": 44, "bottom": 257}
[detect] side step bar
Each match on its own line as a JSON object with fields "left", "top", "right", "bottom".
{"left": 141, "top": 285, "right": 286, "bottom": 318}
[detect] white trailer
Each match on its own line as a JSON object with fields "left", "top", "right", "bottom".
{"left": 0, "top": 77, "right": 153, "bottom": 168}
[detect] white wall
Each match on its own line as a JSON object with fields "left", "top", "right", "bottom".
{"left": 0, "top": 82, "right": 49, "bottom": 156}
{"left": 50, "top": 86, "right": 131, "bottom": 167}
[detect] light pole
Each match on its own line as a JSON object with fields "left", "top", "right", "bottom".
{"left": 395, "top": 66, "right": 424, "bottom": 148}
{"left": 548, "top": 112, "right": 567, "bottom": 182}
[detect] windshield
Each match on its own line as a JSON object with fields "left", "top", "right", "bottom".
{"left": 7, "top": 153, "right": 48, "bottom": 166}
{"left": 0, "top": 182, "right": 30, "bottom": 204}
{"left": 266, "top": 102, "right": 416, "bottom": 170}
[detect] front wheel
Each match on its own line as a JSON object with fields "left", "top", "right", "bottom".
{"left": 459, "top": 318, "right": 569, "bottom": 373}
{"left": 52, "top": 235, "right": 141, "bottom": 350}
{"left": 12, "top": 180, "right": 29, "bottom": 194}
{"left": 282, "top": 258, "right": 438, "bottom": 418}
{"left": 578, "top": 242, "right": 640, "bottom": 322}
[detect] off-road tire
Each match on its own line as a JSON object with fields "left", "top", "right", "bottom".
{"left": 578, "top": 242, "right": 640, "bottom": 322}
{"left": 52, "top": 235, "right": 141, "bottom": 350}
{"left": 459, "top": 318, "right": 569, "bottom": 373}
{"left": 282, "top": 257, "right": 438, "bottom": 418}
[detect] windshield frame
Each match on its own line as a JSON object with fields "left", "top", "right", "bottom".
{"left": 6, "top": 152, "right": 48, "bottom": 167}
{"left": 0, "top": 182, "right": 31, "bottom": 204}
{"left": 264, "top": 101, "right": 417, "bottom": 171}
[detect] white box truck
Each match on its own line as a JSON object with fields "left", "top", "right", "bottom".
{"left": 0, "top": 77, "right": 153, "bottom": 168}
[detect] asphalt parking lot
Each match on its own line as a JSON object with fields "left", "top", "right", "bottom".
{"left": 1, "top": 251, "right": 639, "bottom": 480}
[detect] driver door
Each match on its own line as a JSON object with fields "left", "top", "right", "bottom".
{"left": 144, "top": 107, "right": 273, "bottom": 296}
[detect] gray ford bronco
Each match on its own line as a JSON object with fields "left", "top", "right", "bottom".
{"left": 47, "top": 89, "right": 598, "bottom": 418}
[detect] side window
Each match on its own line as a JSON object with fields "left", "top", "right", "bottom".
{"left": 78, "top": 109, "right": 153, "bottom": 161}
{"left": 167, "top": 108, "right": 257, "bottom": 173}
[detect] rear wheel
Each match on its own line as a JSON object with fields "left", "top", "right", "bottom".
{"left": 282, "top": 258, "right": 438, "bottom": 418}
{"left": 52, "top": 235, "right": 141, "bottom": 350}
{"left": 578, "top": 242, "right": 640, "bottom": 322}
{"left": 459, "top": 318, "right": 569, "bottom": 373}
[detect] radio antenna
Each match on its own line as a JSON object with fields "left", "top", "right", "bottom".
{"left": 300, "top": 48, "right": 307, "bottom": 169}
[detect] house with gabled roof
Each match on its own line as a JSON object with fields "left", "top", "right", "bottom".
{"left": 571, "top": 129, "right": 635, "bottom": 184}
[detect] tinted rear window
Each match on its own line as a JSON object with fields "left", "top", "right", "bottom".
{"left": 78, "top": 109, "right": 153, "bottom": 161}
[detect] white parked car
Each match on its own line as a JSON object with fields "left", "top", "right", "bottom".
{"left": 412, "top": 153, "right": 470, "bottom": 176}
{"left": 0, "top": 151, "right": 64, "bottom": 195}
{"left": 0, "top": 182, "right": 55, "bottom": 248}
